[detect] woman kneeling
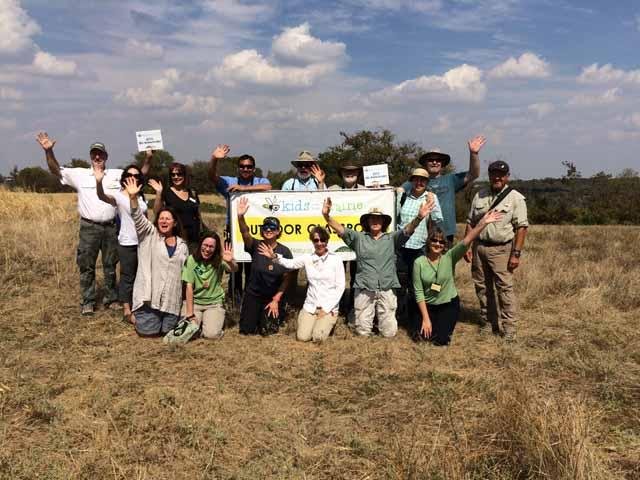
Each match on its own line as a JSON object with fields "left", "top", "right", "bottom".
{"left": 413, "top": 210, "right": 502, "bottom": 345}
{"left": 182, "top": 233, "right": 238, "bottom": 339}
{"left": 258, "top": 226, "right": 345, "bottom": 342}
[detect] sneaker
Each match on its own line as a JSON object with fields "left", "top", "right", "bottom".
{"left": 81, "top": 304, "right": 94, "bottom": 316}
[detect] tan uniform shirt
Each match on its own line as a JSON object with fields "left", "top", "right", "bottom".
{"left": 467, "top": 185, "right": 528, "bottom": 243}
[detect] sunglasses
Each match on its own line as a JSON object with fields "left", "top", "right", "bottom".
{"left": 293, "top": 162, "right": 312, "bottom": 169}
{"left": 170, "top": 172, "right": 184, "bottom": 178}
{"left": 311, "top": 238, "right": 326, "bottom": 244}
{"left": 430, "top": 238, "right": 446, "bottom": 245}
{"left": 261, "top": 225, "right": 278, "bottom": 232}
{"left": 124, "top": 173, "right": 142, "bottom": 179}
{"left": 238, "top": 164, "right": 255, "bottom": 170}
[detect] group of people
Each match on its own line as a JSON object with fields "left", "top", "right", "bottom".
{"left": 36, "top": 131, "right": 528, "bottom": 345}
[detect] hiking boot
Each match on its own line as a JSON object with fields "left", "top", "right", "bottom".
{"left": 478, "top": 322, "right": 493, "bottom": 335}
{"left": 81, "top": 304, "right": 95, "bottom": 316}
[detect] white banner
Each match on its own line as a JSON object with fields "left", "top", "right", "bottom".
{"left": 229, "top": 188, "right": 397, "bottom": 261}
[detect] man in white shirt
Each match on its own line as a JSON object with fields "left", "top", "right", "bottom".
{"left": 36, "top": 132, "right": 150, "bottom": 315}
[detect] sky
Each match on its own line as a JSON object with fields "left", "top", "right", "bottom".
{"left": 1, "top": 0, "right": 639, "bottom": 179}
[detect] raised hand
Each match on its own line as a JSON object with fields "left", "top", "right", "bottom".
{"left": 257, "top": 242, "right": 276, "bottom": 259}
{"left": 468, "top": 135, "right": 487, "bottom": 154}
{"left": 222, "top": 243, "right": 234, "bottom": 263}
{"left": 123, "top": 176, "right": 142, "bottom": 197}
{"left": 36, "top": 132, "right": 56, "bottom": 151}
{"left": 148, "top": 178, "right": 163, "bottom": 193}
{"left": 310, "top": 164, "right": 325, "bottom": 184}
{"left": 418, "top": 192, "right": 435, "bottom": 219}
{"left": 480, "top": 209, "right": 503, "bottom": 225}
{"left": 211, "top": 144, "right": 230, "bottom": 160}
{"left": 93, "top": 165, "right": 105, "bottom": 183}
{"left": 322, "top": 197, "right": 332, "bottom": 217}
{"left": 237, "top": 196, "right": 249, "bottom": 216}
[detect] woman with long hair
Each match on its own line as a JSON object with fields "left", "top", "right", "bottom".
{"left": 413, "top": 210, "right": 502, "bottom": 345}
{"left": 182, "top": 232, "right": 238, "bottom": 339}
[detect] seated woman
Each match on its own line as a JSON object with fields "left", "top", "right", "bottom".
{"left": 95, "top": 163, "right": 148, "bottom": 324}
{"left": 149, "top": 162, "right": 202, "bottom": 251}
{"left": 236, "top": 197, "right": 293, "bottom": 336}
{"left": 413, "top": 210, "right": 502, "bottom": 346}
{"left": 258, "top": 226, "right": 345, "bottom": 342}
{"left": 123, "top": 176, "right": 189, "bottom": 336}
{"left": 182, "top": 233, "right": 238, "bottom": 339}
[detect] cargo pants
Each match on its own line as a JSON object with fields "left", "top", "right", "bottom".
{"left": 77, "top": 219, "right": 119, "bottom": 307}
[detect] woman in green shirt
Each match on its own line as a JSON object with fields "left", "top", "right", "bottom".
{"left": 413, "top": 210, "right": 502, "bottom": 345}
{"left": 182, "top": 232, "right": 238, "bottom": 339}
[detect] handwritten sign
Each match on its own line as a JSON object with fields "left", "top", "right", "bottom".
{"left": 362, "top": 164, "right": 390, "bottom": 187}
{"left": 136, "top": 130, "right": 164, "bottom": 152}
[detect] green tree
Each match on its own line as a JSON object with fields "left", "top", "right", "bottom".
{"left": 132, "top": 149, "right": 176, "bottom": 180}
{"left": 267, "top": 169, "right": 295, "bottom": 190}
{"left": 15, "top": 166, "right": 63, "bottom": 192}
{"left": 65, "top": 158, "right": 90, "bottom": 168}
{"left": 318, "top": 129, "right": 425, "bottom": 187}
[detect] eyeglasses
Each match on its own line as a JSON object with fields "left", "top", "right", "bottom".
{"left": 262, "top": 225, "right": 277, "bottom": 232}
{"left": 170, "top": 172, "right": 184, "bottom": 178}
{"left": 430, "top": 239, "right": 446, "bottom": 245}
{"left": 238, "top": 164, "right": 255, "bottom": 170}
{"left": 311, "top": 238, "right": 326, "bottom": 244}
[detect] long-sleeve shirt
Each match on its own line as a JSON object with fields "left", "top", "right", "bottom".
{"left": 131, "top": 206, "right": 189, "bottom": 315}
{"left": 275, "top": 251, "right": 345, "bottom": 314}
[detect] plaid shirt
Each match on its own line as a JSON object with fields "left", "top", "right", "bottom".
{"left": 396, "top": 190, "right": 444, "bottom": 250}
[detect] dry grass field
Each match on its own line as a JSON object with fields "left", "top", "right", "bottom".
{"left": 1, "top": 189, "right": 639, "bottom": 479}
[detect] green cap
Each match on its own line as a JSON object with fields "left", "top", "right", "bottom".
{"left": 89, "top": 142, "right": 108, "bottom": 155}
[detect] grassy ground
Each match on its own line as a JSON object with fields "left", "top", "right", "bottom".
{"left": 1, "top": 190, "right": 639, "bottom": 479}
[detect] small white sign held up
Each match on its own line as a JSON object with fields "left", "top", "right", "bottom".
{"left": 136, "top": 130, "right": 164, "bottom": 152}
{"left": 362, "top": 164, "right": 390, "bottom": 187}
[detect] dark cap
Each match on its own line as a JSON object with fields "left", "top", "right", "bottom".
{"left": 419, "top": 151, "right": 451, "bottom": 167}
{"left": 488, "top": 160, "right": 509, "bottom": 174}
{"left": 89, "top": 142, "right": 108, "bottom": 155}
{"left": 261, "top": 217, "right": 281, "bottom": 229}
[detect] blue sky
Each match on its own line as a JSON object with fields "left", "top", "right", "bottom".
{"left": 1, "top": 0, "right": 639, "bottom": 178}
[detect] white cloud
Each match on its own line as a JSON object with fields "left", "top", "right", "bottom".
{"left": 371, "top": 64, "right": 487, "bottom": 103}
{"left": 201, "top": 0, "right": 273, "bottom": 23}
{"left": 577, "top": 63, "right": 640, "bottom": 85}
{"left": 124, "top": 39, "right": 164, "bottom": 59}
{"left": 32, "top": 51, "right": 77, "bottom": 76}
{"left": 272, "top": 23, "right": 347, "bottom": 66}
{"left": 116, "top": 69, "right": 219, "bottom": 114}
{"left": 528, "top": 102, "right": 555, "bottom": 118}
{"left": 489, "top": 52, "right": 550, "bottom": 79}
{"left": 0, "top": 86, "right": 22, "bottom": 100}
{"left": 0, "top": 0, "right": 40, "bottom": 53}
{"left": 431, "top": 115, "right": 451, "bottom": 133}
{"left": 568, "top": 88, "right": 621, "bottom": 107}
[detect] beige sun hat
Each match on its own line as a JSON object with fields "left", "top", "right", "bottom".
{"left": 291, "top": 150, "right": 317, "bottom": 167}
{"left": 359, "top": 207, "right": 392, "bottom": 233}
{"left": 410, "top": 167, "right": 430, "bottom": 180}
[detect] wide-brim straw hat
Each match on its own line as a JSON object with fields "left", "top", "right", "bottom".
{"left": 409, "top": 167, "right": 430, "bottom": 180}
{"left": 291, "top": 150, "right": 317, "bottom": 167}
{"left": 419, "top": 151, "right": 451, "bottom": 167}
{"left": 360, "top": 208, "right": 392, "bottom": 233}
{"left": 340, "top": 164, "right": 361, "bottom": 173}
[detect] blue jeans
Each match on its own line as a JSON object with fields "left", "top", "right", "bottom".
{"left": 134, "top": 304, "right": 179, "bottom": 336}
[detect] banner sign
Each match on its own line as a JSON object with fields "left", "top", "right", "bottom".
{"left": 229, "top": 188, "right": 397, "bottom": 261}
{"left": 362, "top": 164, "right": 390, "bottom": 187}
{"left": 136, "top": 129, "right": 164, "bottom": 152}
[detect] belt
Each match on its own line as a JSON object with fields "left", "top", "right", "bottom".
{"left": 81, "top": 217, "right": 116, "bottom": 227}
{"left": 478, "top": 239, "right": 512, "bottom": 247}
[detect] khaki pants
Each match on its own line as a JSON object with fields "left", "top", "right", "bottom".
{"left": 297, "top": 309, "right": 337, "bottom": 342}
{"left": 182, "top": 303, "right": 225, "bottom": 339}
{"left": 354, "top": 288, "right": 398, "bottom": 338}
{"left": 471, "top": 243, "right": 517, "bottom": 334}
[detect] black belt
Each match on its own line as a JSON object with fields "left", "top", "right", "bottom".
{"left": 478, "top": 239, "right": 512, "bottom": 247}
{"left": 81, "top": 217, "right": 116, "bottom": 227}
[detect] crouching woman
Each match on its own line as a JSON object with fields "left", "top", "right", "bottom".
{"left": 182, "top": 233, "right": 238, "bottom": 339}
{"left": 124, "top": 176, "right": 189, "bottom": 336}
{"left": 258, "top": 226, "right": 345, "bottom": 342}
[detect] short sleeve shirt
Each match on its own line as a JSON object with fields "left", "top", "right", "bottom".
{"left": 467, "top": 186, "right": 529, "bottom": 243}
{"left": 245, "top": 240, "right": 293, "bottom": 297}
{"left": 282, "top": 177, "right": 320, "bottom": 191}
{"left": 60, "top": 167, "right": 123, "bottom": 222}
{"left": 216, "top": 176, "right": 271, "bottom": 199}
{"left": 341, "top": 228, "right": 408, "bottom": 290}
{"left": 396, "top": 190, "right": 444, "bottom": 250}
{"left": 403, "top": 172, "right": 466, "bottom": 237}
{"left": 181, "top": 255, "right": 229, "bottom": 305}
{"left": 113, "top": 190, "right": 148, "bottom": 246}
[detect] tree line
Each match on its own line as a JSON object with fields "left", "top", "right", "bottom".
{"left": 3, "top": 129, "right": 639, "bottom": 225}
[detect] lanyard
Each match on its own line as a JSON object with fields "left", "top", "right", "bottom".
{"left": 426, "top": 257, "right": 441, "bottom": 282}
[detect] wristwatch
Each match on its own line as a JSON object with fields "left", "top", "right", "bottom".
{"left": 511, "top": 249, "right": 521, "bottom": 258}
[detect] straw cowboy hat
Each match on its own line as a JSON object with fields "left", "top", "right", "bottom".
{"left": 419, "top": 151, "right": 451, "bottom": 167}
{"left": 360, "top": 207, "right": 392, "bottom": 233}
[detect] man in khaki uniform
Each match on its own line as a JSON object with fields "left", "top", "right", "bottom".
{"left": 465, "top": 160, "right": 528, "bottom": 341}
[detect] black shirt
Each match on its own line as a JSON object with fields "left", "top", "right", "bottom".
{"left": 162, "top": 187, "right": 200, "bottom": 244}
{"left": 245, "top": 239, "right": 293, "bottom": 297}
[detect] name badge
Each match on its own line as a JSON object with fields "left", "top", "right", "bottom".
{"left": 430, "top": 283, "right": 442, "bottom": 293}
{"left": 268, "top": 264, "right": 274, "bottom": 271}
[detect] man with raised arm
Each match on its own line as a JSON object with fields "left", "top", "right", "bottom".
{"left": 35, "top": 132, "right": 151, "bottom": 315}
{"left": 465, "top": 160, "right": 528, "bottom": 342}
{"left": 410, "top": 135, "right": 486, "bottom": 245}
{"left": 322, "top": 195, "right": 435, "bottom": 338}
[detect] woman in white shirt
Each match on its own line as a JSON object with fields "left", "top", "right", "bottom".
{"left": 258, "top": 226, "right": 345, "bottom": 342}
{"left": 96, "top": 163, "right": 148, "bottom": 324}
